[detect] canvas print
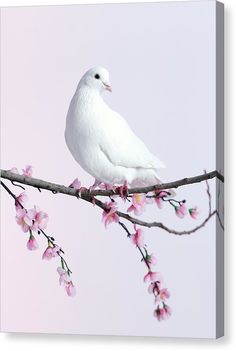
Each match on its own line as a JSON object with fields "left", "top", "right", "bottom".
{"left": 0, "top": 1, "right": 224, "bottom": 338}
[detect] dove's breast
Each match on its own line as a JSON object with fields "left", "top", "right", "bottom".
{"left": 65, "top": 87, "right": 164, "bottom": 186}
{"left": 65, "top": 90, "right": 115, "bottom": 181}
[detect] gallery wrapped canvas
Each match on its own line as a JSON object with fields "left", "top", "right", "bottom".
{"left": 0, "top": 0, "right": 224, "bottom": 338}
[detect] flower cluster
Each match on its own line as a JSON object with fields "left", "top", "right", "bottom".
{"left": 102, "top": 201, "right": 119, "bottom": 227}
{"left": 7, "top": 168, "right": 204, "bottom": 318}
{"left": 154, "top": 190, "right": 199, "bottom": 220}
{"left": 130, "top": 226, "right": 144, "bottom": 247}
{"left": 11, "top": 165, "right": 33, "bottom": 178}
{"left": 129, "top": 224, "right": 171, "bottom": 321}
{"left": 11, "top": 166, "right": 76, "bottom": 297}
{"left": 15, "top": 204, "right": 48, "bottom": 235}
{"left": 153, "top": 303, "right": 172, "bottom": 321}
{"left": 57, "top": 266, "right": 76, "bottom": 297}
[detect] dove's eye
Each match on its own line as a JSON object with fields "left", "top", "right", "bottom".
{"left": 94, "top": 74, "right": 100, "bottom": 79}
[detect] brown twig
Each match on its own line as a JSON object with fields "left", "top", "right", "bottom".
{"left": 1, "top": 169, "right": 224, "bottom": 234}
{"left": 0, "top": 169, "right": 224, "bottom": 197}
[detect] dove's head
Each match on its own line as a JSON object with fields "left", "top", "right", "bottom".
{"left": 79, "top": 67, "right": 112, "bottom": 93}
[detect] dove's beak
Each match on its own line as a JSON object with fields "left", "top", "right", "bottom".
{"left": 103, "top": 82, "right": 112, "bottom": 92}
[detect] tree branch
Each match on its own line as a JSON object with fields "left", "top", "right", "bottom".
{"left": 1, "top": 169, "right": 224, "bottom": 235}
{"left": 0, "top": 169, "right": 224, "bottom": 198}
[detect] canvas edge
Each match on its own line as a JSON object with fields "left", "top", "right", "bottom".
{"left": 0, "top": 6, "right": 3, "bottom": 334}
{"left": 215, "top": 0, "right": 224, "bottom": 339}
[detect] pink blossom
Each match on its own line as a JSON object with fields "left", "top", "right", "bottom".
{"left": 27, "top": 206, "right": 49, "bottom": 231}
{"left": 57, "top": 268, "right": 76, "bottom": 297}
{"left": 155, "top": 288, "right": 170, "bottom": 303}
{"left": 69, "top": 178, "right": 81, "bottom": 190}
{"left": 155, "top": 191, "right": 167, "bottom": 209}
{"left": 22, "top": 165, "right": 33, "bottom": 177}
{"left": 127, "top": 193, "right": 146, "bottom": 216}
{"left": 65, "top": 281, "right": 76, "bottom": 297}
{"left": 57, "top": 267, "right": 71, "bottom": 286}
{"left": 102, "top": 201, "right": 119, "bottom": 227}
{"left": 154, "top": 304, "right": 172, "bottom": 321}
{"left": 148, "top": 281, "right": 160, "bottom": 295}
{"left": 130, "top": 228, "right": 144, "bottom": 247}
{"left": 10, "top": 167, "right": 19, "bottom": 174}
{"left": 144, "top": 271, "right": 162, "bottom": 283}
{"left": 15, "top": 192, "right": 28, "bottom": 209}
{"left": 15, "top": 208, "right": 33, "bottom": 233}
{"left": 42, "top": 245, "right": 60, "bottom": 260}
{"left": 146, "top": 253, "right": 157, "bottom": 266}
{"left": 189, "top": 207, "right": 199, "bottom": 219}
{"left": 164, "top": 304, "right": 172, "bottom": 317}
{"left": 175, "top": 203, "right": 187, "bottom": 218}
{"left": 27, "top": 235, "right": 39, "bottom": 251}
{"left": 153, "top": 307, "right": 165, "bottom": 321}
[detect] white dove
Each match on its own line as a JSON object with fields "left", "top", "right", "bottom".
{"left": 65, "top": 66, "right": 166, "bottom": 190}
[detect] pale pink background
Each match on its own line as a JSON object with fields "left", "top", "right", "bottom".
{"left": 1, "top": 1, "right": 218, "bottom": 338}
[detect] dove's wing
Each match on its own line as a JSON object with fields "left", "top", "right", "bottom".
{"left": 98, "top": 110, "right": 165, "bottom": 170}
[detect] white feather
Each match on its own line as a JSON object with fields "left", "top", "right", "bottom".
{"left": 65, "top": 66, "right": 165, "bottom": 187}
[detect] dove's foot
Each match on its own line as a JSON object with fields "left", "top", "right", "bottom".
{"left": 116, "top": 181, "right": 129, "bottom": 200}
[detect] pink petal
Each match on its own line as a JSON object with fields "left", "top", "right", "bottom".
{"left": 16, "top": 208, "right": 27, "bottom": 218}
{"left": 69, "top": 178, "right": 81, "bottom": 190}
{"left": 22, "top": 223, "right": 30, "bottom": 233}
{"left": 57, "top": 267, "right": 66, "bottom": 275}
{"left": 42, "top": 247, "right": 53, "bottom": 260}
{"left": 10, "top": 167, "right": 19, "bottom": 174}
{"left": 65, "top": 282, "right": 76, "bottom": 297}
{"left": 27, "top": 237, "right": 39, "bottom": 251}
{"left": 27, "top": 209, "right": 37, "bottom": 220}
{"left": 22, "top": 165, "right": 33, "bottom": 177}
{"left": 24, "top": 215, "right": 33, "bottom": 226}
{"left": 132, "top": 193, "right": 146, "bottom": 207}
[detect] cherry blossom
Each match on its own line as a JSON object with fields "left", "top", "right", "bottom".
{"left": 148, "top": 282, "right": 160, "bottom": 295}
{"left": 130, "top": 227, "right": 144, "bottom": 247}
{"left": 163, "top": 304, "right": 172, "bottom": 318}
{"left": 27, "top": 234, "right": 39, "bottom": 251}
{"left": 15, "top": 192, "right": 28, "bottom": 209}
{"left": 10, "top": 167, "right": 19, "bottom": 174}
{"left": 65, "top": 281, "right": 76, "bottom": 297}
{"left": 15, "top": 208, "right": 33, "bottom": 233}
{"left": 146, "top": 253, "right": 157, "bottom": 266}
{"left": 22, "top": 165, "right": 33, "bottom": 177}
{"left": 154, "top": 303, "right": 172, "bottom": 321}
{"left": 153, "top": 305, "right": 169, "bottom": 321}
{"left": 57, "top": 267, "right": 76, "bottom": 297}
{"left": 27, "top": 206, "right": 49, "bottom": 231}
{"left": 154, "top": 191, "right": 167, "bottom": 209}
{"left": 69, "top": 178, "right": 81, "bottom": 190}
{"left": 57, "top": 267, "right": 71, "bottom": 285}
{"left": 144, "top": 271, "right": 162, "bottom": 283}
{"left": 102, "top": 201, "right": 119, "bottom": 227}
{"left": 42, "top": 244, "right": 60, "bottom": 260}
{"left": 127, "top": 193, "right": 146, "bottom": 216}
{"left": 189, "top": 207, "right": 199, "bottom": 219}
{"left": 175, "top": 203, "right": 187, "bottom": 218}
{"left": 154, "top": 288, "right": 170, "bottom": 303}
